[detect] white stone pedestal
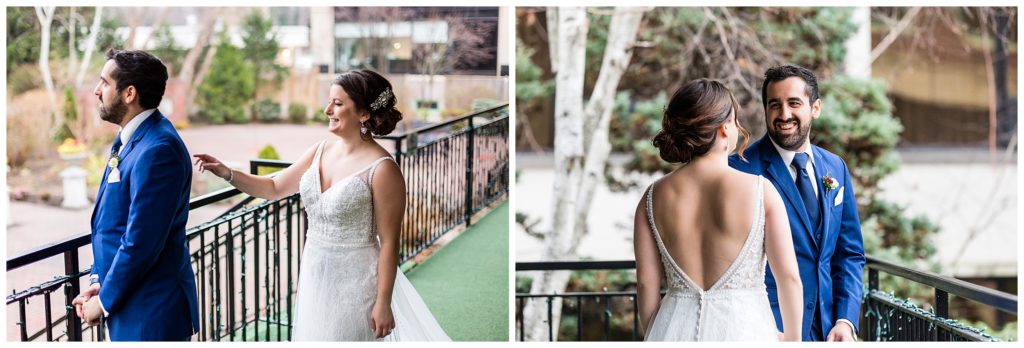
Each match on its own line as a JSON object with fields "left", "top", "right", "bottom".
{"left": 60, "top": 165, "right": 90, "bottom": 209}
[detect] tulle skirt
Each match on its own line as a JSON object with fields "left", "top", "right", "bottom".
{"left": 291, "top": 237, "right": 450, "bottom": 341}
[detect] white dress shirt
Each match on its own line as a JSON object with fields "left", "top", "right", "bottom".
{"left": 116, "top": 108, "right": 156, "bottom": 155}
{"left": 769, "top": 138, "right": 818, "bottom": 197}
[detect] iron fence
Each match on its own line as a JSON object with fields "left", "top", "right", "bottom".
{"left": 6, "top": 104, "right": 508, "bottom": 341}
{"left": 861, "top": 256, "right": 1017, "bottom": 341}
{"left": 515, "top": 257, "right": 1017, "bottom": 341}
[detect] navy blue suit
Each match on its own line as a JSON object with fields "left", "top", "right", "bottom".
{"left": 90, "top": 111, "right": 199, "bottom": 340}
{"left": 729, "top": 135, "right": 865, "bottom": 341}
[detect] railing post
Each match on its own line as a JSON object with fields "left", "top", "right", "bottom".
{"left": 64, "top": 249, "right": 82, "bottom": 341}
{"left": 393, "top": 137, "right": 403, "bottom": 167}
{"left": 19, "top": 299, "right": 28, "bottom": 341}
{"left": 518, "top": 298, "right": 524, "bottom": 341}
{"left": 464, "top": 117, "right": 475, "bottom": 227}
{"left": 632, "top": 295, "right": 639, "bottom": 341}
{"left": 935, "top": 289, "right": 949, "bottom": 318}
{"left": 865, "top": 267, "right": 879, "bottom": 341}
{"left": 868, "top": 268, "right": 879, "bottom": 291}
{"left": 578, "top": 295, "right": 583, "bottom": 340}
{"left": 546, "top": 296, "right": 554, "bottom": 341}
{"left": 603, "top": 289, "right": 610, "bottom": 341}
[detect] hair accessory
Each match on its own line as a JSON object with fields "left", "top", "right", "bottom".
{"left": 370, "top": 88, "right": 393, "bottom": 112}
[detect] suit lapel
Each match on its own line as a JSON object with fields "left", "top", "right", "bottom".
{"left": 813, "top": 146, "right": 834, "bottom": 247}
{"left": 758, "top": 137, "right": 819, "bottom": 250}
{"left": 90, "top": 168, "right": 109, "bottom": 228}
{"left": 90, "top": 111, "right": 163, "bottom": 229}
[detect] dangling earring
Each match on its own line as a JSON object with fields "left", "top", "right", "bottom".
{"left": 360, "top": 122, "right": 368, "bottom": 135}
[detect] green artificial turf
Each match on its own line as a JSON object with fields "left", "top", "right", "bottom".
{"left": 406, "top": 200, "right": 509, "bottom": 341}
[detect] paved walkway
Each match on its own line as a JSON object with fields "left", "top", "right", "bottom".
{"left": 407, "top": 200, "right": 509, "bottom": 341}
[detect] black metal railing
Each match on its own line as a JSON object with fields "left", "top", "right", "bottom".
{"left": 379, "top": 103, "right": 508, "bottom": 262}
{"left": 861, "top": 256, "right": 1017, "bottom": 341}
{"left": 516, "top": 261, "right": 642, "bottom": 341}
{"left": 6, "top": 104, "right": 509, "bottom": 341}
{"left": 515, "top": 257, "right": 1017, "bottom": 341}
{"left": 187, "top": 187, "right": 304, "bottom": 342}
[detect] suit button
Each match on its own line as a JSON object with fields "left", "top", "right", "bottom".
{"left": 806, "top": 303, "right": 814, "bottom": 310}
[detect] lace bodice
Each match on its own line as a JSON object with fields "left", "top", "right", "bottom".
{"left": 642, "top": 176, "right": 775, "bottom": 341}
{"left": 298, "top": 140, "right": 393, "bottom": 245}
{"left": 645, "top": 175, "right": 768, "bottom": 294}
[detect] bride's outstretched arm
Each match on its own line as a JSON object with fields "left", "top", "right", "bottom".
{"left": 763, "top": 182, "right": 803, "bottom": 341}
{"left": 634, "top": 191, "right": 665, "bottom": 337}
{"left": 370, "top": 159, "right": 405, "bottom": 338}
{"left": 194, "top": 142, "right": 319, "bottom": 200}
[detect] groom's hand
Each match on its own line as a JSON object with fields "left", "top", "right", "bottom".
{"left": 72, "top": 283, "right": 101, "bottom": 319}
{"left": 826, "top": 321, "right": 856, "bottom": 341}
{"left": 83, "top": 297, "right": 104, "bottom": 326}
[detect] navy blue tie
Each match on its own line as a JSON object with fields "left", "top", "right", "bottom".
{"left": 110, "top": 133, "right": 123, "bottom": 158}
{"left": 792, "top": 153, "right": 820, "bottom": 235}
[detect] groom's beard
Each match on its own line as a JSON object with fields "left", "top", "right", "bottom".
{"left": 99, "top": 96, "right": 128, "bottom": 125}
{"left": 768, "top": 117, "right": 811, "bottom": 150}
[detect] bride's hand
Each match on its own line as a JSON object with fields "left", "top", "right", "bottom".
{"left": 193, "top": 154, "right": 231, "bottom": 180}
{"left": 369, "top": 302, "right": 395, "bottom": 339}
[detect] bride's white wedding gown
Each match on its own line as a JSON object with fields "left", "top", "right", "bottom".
{"left": 291, "top": 141, "right": 450, "bottom": 341}
{"left": 643, "top": 176, "right": 779, "bottom": 341}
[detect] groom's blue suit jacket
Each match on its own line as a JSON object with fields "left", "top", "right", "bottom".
{"left": 90, "top": 111, "right": 200, "bottom": 340}
{"left": 729, "top": 135, "right": 865, "bottom": 341}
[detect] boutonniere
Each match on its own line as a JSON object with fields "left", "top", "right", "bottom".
{"left": 107, "top": 155, "right": 121, "bottom": 183}
{"left": 821, "top": 173, "right": 838, "bottom": 192}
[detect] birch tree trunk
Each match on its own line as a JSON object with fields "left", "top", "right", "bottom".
{"left": 546, "top": 7, "right": 559, "bottom": 74}
{"left": 521, "top": 7, "right": 646, "bottom": 341}
{"left": 179, "top": 8, "right": 220, "bottom": 118}
{"left": 67, "top": 7, "right": 77, "bottom": 85}
{"left": 35, "top": 6, "right": 60, "bottom": 130}
{"left": 186, "top": 43, "right": 219, "bottom": 117}
{"left": 75, "top": 7, "right": 104, "bottom": 89}
{"left": 574, "top": 7, "right": 645, "bottom": 256}
{"left": 124, "top": 8, "right": 143, "bottom": 49}
{"left": 844, "top": 7, "right": 872, "bottom": 78}
{"left": 521, "top": 6, "right": 587, "bottom": 341}
{"left": 137, "top": 7, "right": 169, "bottom": 50}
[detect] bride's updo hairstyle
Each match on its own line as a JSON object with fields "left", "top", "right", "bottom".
{"left": 652, "top": 78, "right": 749, "bottom": 164}
{"left": 333, "top": 69, "right": 403, "bottom": 136}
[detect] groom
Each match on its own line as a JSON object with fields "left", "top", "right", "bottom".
{"left": 70, "top": 49, "right": 199, "bottom": 341}
{"left": 730, "top": 65, "right": 865, "bottom": 341}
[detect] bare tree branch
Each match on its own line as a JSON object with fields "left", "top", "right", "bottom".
{"left": 870, "top": 7, "right": 922, "bottom": 64}
{"left": 704, "top": 7, "right": 757, "bottom": 99}
{"left": 75, "top": 7, "right": 103, "bottom": 89}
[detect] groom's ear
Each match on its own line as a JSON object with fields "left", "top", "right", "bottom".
{"left": 810, "top": 98, "right": 822, "bottom": 120}
{"left": 122, "top": 85, "right": 138, "bottom": 105}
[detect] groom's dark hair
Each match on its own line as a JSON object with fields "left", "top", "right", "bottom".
{"left": 105, "top": 49, "right": 168, "bottom": 110}
{"left": 761, "top": 64, "right": 819, "bottom": 110}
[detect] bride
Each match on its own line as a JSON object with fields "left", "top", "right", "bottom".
{"left": 194, "top": 70, "right": 449, "bottom": 341}
{"left": 634, "top": 79, "right": 803, "bottom": 341}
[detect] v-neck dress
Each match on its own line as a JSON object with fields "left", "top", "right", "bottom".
{"left": 291, "top": 141, "right": 449, "bottom": 341}
{"left": 643, "top": 176, "right": 779, "bottom": 341}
